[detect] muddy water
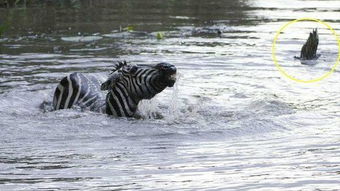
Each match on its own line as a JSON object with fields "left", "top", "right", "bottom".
{"left": 0, "top": 0, "right": 340, "bottom": 190}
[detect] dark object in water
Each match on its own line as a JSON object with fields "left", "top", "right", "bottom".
{"left": 294, "top": 29, "right": 320, "bottom": 60}
{"left": 192, "top": 27, "right": 223, "bottom": 37}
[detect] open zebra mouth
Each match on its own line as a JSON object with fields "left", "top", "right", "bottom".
{"left": 169, "top": 73, "right": 177, "bottom": 81}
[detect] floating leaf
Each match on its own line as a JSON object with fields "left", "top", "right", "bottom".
{"left": 156, "top": 32, "right": 164, "bottom": 40}
{"left": 123, "top": 26, "right": 134, "bottom": 32}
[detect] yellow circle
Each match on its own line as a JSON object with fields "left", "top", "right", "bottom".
{"left": 272, "top": 17, "right": 340, "bottom": 83}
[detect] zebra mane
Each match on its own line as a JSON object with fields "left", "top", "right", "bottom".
{"left": 110, "top": 61, "right": 127, "bottom": 74}
{"left": 101, "top": 61, "right": 130, "bottom": 91}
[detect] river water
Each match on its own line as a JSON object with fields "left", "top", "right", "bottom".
{"left": 0, "top": 0, "right": 340, "bottom": 190}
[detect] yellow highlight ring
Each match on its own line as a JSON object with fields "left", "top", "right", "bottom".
{"left": 272, "top": 17, "right": 340, "bottom": 83}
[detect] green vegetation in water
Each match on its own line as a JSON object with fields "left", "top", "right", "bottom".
{"left": 156, "top": 32, "right": 165, "bottom": 40}
{"left": 121, "top": 26, "right": 134, "bottom": 32}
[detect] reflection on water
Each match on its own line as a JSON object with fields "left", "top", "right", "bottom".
{"left": 0, "top": 0, "right": 251, "bottom": 35}
{"left": 1, "top": 0, "right": 340, "bottom": 190}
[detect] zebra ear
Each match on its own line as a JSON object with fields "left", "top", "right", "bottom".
{"left": 100, "top": 72, "right": 122, "bottom": 90}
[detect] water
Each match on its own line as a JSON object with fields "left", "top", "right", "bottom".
{"left": 1, "top": 0, "right": 340, "bottom": 190}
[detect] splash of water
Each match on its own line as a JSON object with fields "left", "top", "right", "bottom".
{"left": 163, "top": 72, "right": 189, "bottom": 124}
{"left": 138, "top": 99, "right": 162, "bottom": 119}
{"left": 138, "top": 72, "right": 183, "bottom": 122}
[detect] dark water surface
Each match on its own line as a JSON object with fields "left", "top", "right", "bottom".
{"left": 1, "top": 0, "right": 340, "bottom": 190}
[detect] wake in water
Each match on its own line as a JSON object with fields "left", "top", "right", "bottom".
{"left": 1, "top": 77, "right": 295, "bottom": 138}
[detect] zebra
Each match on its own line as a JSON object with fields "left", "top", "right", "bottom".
{"left": 52, "top": 61, "right": 177, "bottom": 117}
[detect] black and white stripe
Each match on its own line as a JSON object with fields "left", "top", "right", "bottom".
{"left": 53, "top": 72, "right": 105, "bottom": 112}
{"left": 52, "top": 62, "right": 176, "bottom": 117}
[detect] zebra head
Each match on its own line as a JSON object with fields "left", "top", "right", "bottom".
{"left": 101, "top": 61, "right": 177, "bottom": 101}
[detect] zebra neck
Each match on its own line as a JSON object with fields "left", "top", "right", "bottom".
{"left": 105, "top": 87, "right": 139, "bottom": 117}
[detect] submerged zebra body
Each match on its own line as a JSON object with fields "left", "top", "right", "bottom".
{"left": 52, "top": 61, "right": 177, "bottom": 117}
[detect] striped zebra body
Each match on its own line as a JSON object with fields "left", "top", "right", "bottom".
{"left": 53, "top": 72, "right": 106, "bottom": 112}
{"left": 105, "top": 83, "right": 138, "bottom": 117}
{"left": 52, "top": 62, "right": 177, "bottom": 117}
